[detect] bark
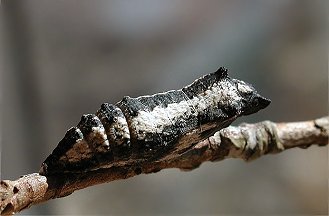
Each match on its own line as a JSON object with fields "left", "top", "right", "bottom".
{"left": 1, "top": 116, "right": 328, "bottom": 215}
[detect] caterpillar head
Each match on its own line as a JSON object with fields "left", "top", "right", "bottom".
{"left": 234, "top": 79, "right": 271, "bottom": 116}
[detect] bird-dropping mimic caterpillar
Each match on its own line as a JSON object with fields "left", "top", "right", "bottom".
{"left": 39, "top": 67, "right": 270, "bottom": 175}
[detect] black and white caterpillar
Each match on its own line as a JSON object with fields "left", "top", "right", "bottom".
{"left": 40, "top": 67, "right": 270, "bottom": 175}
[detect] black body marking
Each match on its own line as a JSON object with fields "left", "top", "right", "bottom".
{"left": 40, "top": 67, "right": 270, "bottom": 175}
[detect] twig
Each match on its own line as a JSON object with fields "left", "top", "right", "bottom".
{"left": 1, "top": 116, "right": 328, "bottom": 215}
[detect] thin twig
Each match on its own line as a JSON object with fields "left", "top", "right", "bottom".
{"left": 1, "top": 116, "right": 328, "bottom": 215}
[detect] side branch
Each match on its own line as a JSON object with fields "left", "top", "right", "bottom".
{"left": 1, "top": 116, "right": 328, "bottom": 215}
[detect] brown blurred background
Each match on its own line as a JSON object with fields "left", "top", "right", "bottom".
{"left": 1, "top": 0, "right": 328, "bottom": 215}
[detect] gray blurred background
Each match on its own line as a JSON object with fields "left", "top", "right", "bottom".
{"left": 1, "top": 0, "right": 328, "bottom": 215}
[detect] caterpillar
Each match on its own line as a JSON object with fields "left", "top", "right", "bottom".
{"left": 39, "top": 67, "right": 270, "bottom": 175}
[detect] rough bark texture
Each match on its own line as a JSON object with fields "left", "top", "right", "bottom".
{"left": 1, "top": 116, "right": 328, "bottom": 215}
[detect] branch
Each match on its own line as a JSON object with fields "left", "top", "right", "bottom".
{"left": 1, "top": 116, "right": 328, "bottom": 215}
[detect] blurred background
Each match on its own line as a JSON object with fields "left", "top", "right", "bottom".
{"left": 1, "top": 0, "right": 328, "bottom": 215}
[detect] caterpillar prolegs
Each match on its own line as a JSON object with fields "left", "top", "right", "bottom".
{"left": 40, "top": 67, "right": 270, "bottom": 175}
